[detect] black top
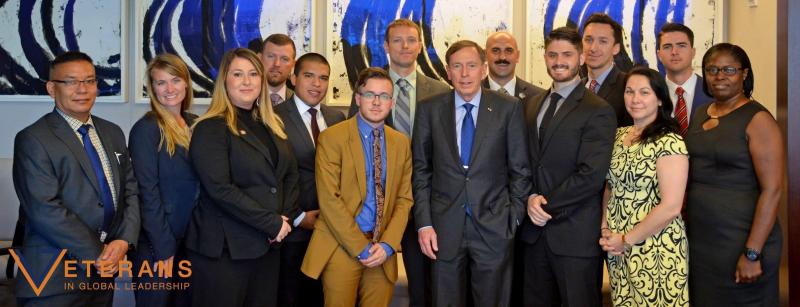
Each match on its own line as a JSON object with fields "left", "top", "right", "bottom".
{"left": 236, "top": 106, "right": 278, "bottom": 164}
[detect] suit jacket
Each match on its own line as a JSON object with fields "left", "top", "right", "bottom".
{"left": 481, "top": 76, "right": 545, "bottom": 102}
{"left": 185, "top": 115, "right": 299, "bottom": 260}
{"left": 520, "top": 85, "right": 617, "bottom": 257}
{"left": 128, "top": 112, "right": 199, "bottom": 261}
{"left": 12, "top": 109, "right": 140, "bottom": 297}
{"left": 347, "top": 70, "right": 451, "bottom": 127}
{"left": 301, "top": 117, "right": 413, "bottom": 283}
{"left": 412, "top": 90, "right": 532, "bottom": 261}
{"left": 585, "top": 66, "right": 632, "bottom": 127}
{"left": 274, "top": 97, "right": 346, "bottom": 242}
{"left": 691, "top": 75, "right": 714, "bottom": 118}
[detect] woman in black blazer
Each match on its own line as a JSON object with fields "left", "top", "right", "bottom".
{"left": 186, "top": 48, "right": 300, "bottom": 307}
{"left": 129, "top": 53, "right": 198, "bottom": 307}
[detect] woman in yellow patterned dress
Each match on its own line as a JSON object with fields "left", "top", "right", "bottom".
{"left": 599, "top": 67, "right": 689, "bottom": 306}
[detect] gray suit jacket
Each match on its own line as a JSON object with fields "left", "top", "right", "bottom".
{"left": 12, "top": 109, "right": 140, "bottom": 298}
{"left": 274, "top": 96, "right": 346, "bottom": 241}
{"left": 412, "top": 90, "right": 532, "bottom": 261}
{"left": 347, "top": 70, "right": 450, "bottom": 128}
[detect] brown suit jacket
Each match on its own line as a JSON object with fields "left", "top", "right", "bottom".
{"left": 301, "top": 117, "right": 413, "bottom": 283}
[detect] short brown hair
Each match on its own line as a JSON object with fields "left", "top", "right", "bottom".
{"left": 355, "top": 67, "right": 393, "bottom": 92}
{"left": 657, "top": 23, "right": 695, "bottom": 48}
{"left": 545, "top": 27, "right": 583, "bottom": 53}
{"left": 445, "top": 40, "right": 486, "bottom": 64}
{"left": 384, "top": 19, "right": 421, "bottom": 43}
{"left": 582, "top": 13, "right": 624, "bottom": 46}
{"left": 263, "top": 34, "right": 297, "bottom": 57}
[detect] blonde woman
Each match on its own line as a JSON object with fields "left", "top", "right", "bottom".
{"left": 185, "top": 48, "right": 300, "bottom": 307}
{"left": 129, "top": 53, "right": 198, "bottom": 307}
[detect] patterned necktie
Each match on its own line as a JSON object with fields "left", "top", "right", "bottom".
{"left": 270, "top": 93, "right": 283, "bottom": 106}
{"left": 539, "top": 92, "right": 562, "bottom": 145}
{"left": 371, "top": 128, "right": 385, "bottom": 242}
{"left": 675, "top": 87, "right": 689, "bottom": 135}
{"left": 589, "top": 79, "right": 599, "bottom": 93}
{"left": 498, "top": 87, "right": 510, "bottom": 96}
{"left": 77, "top": 124, "right": 115, "bottom": 239}
{"left": 394, "top": 79, "right": 412, "bottom": 136}
{"left": 308, "top": 108, "right": 320, "bottom": 145}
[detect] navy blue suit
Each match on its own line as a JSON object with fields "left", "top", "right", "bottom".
{"left": 691, "top": 75, "right": 714, "bottom": 118}
{"left": 128, "top": 112, "right": 199, "bottom": 307}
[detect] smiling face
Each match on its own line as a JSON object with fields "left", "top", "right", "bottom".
{"left": 544, "top": 39, "right": 584, "bottom": 83}
{"left": 657, "top": 31, "right": 696, "bottom": 76}
{"left": 260, "top": 42, "right": 296, "bottom": 87}
{"left": 384, "top": 25, "right": 422, "bottom": 71}
{"left": 150, "top": 68, "right": 187, "bottom": 113}
{"left": 624, "top": 74, "right": 660, "bottom": 126}
{"left": 290, "top": 60, "right": 330, "bottom": 107}
{"left": 356, "top": 78, "right": 394, "bottom": 125}
{"left": 704, "top": 52, "right": 749, "bottom": 102}
{"left": 446, "top": 46, "right": 487, "bottom": 101}
{"left": 486, "top": 33, "right": 520, "bottom": 81}
{"left": 582, "top": 22, "right": 620, "bottom": 72}
{"left": 47, "top": 60, "right": 97, "bottom": 122}
{"left": 225, "top": 57, "right": 262, "bottom": 109}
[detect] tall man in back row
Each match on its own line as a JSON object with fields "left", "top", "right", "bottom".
{"left": 581, "top": 13, "right": 631, "bottom": 127}
{"left": 347, "top": 18, "right": 450, "bottom": 307}
{"left": 413, "top": 40, "right": 531, "bottom": 307}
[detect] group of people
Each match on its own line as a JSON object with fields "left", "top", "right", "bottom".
{"left": 11, "top": 13, "right": 783, "bottom": 307}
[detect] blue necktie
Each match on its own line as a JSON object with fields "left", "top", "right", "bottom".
{"left": 77, "top": 124, "right": 115, "bottom": 238}
{"left": 460, "top": 104, "right": 475, "bottom": 217}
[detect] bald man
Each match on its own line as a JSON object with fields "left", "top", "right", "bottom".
{"left": 483, "top": 32, "right": 544, "bottom": 102}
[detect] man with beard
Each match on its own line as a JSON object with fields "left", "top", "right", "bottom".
{"left": 520, "top": 27, "right": 616, "bottom": 307}
{"left": 581, "top": 13, "right": 631, "bottom": 127}
{"left": 260, "top": 34, "right": 297, "bottom": 106}
{"left": 482, "top": 32, "right": 543, "bottom": 102}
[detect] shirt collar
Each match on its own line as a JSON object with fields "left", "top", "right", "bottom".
{"left": 56, "top": 107, "right": 94, "bottom": 130}
{"left": 666, "top": 73, "right": 698, "bottom": 94}
{"left": 551, "top": 76, "right": 582, "bottom": 98}
{"left": 455, "top": 88, "right": 482, "bottom": 109}
{"left": 588, "top": 64, "right": 614, "bottom": 86}
{"left": 487, "top": 76, "right": 517, "bottom": 95}
{"left": 389, "top": 68, "right": 417, "bottom": 89}
{"left": 356, "top": 113, "right": 384, "bottom": 137}
{"left": 293, "top": 95, "right": 320, "bottom": 115}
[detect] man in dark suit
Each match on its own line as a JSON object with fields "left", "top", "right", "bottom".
{"left": 274, "top": 52, "right": 345, "bottom": 307}
{"left": 260, "top": 34, "right": 296, "bottom": 106}
{"left": 482, "top": 31, "right": 544, "bottom": 102}
{"left": 657, "top": 22, "right": 713, "bottom": 135}
{"left": 413, "top": 40, "right": 531, "bottom": 307}
{"left": 581, "top": 13, "right": 631, "bottom": 127}
{"left": 521, "top": 27, "right": 616, "bottom": 307}
{"left": 347, "top": 19, "right": 450, "bottom": 307}
{"left": 12, "top": 51, "right": 140, "bottom": 306}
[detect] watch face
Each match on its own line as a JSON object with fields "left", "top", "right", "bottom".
{"left": 745, "top": 249, "right": 759, "bottom": 261}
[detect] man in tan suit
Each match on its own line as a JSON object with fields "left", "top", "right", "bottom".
{"left": 302, "top": 67, "right": 413, "bottom": 307}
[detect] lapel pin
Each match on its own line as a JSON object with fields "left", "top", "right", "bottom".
{"left": 240, "top": 130, "right": 247, "bottom": 135}
{"left": 519, "top": 93, "right": 526, "bottom": 99}
{"left": 114, "top": 152, "right": 122, "bottom": 164}
{"left": 487, "top": 107, "right": 493, "bottom": 112}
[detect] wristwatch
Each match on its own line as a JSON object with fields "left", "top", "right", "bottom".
{"left": 744, "top": 248, "right": 762, "bottom": 261}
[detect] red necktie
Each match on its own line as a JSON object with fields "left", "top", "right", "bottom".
{"left": 675, "top": 87, "right": 688, "bottom": 135}
{"left": 589, "top": 79, "right": 599, "bottom": 93}
{"left": 308, "top": 108, "right": 320, "bottom": 144}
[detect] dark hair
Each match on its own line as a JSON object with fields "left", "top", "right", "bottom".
{"left": 247, "top": 38, "right": 263, "bottom": 53}
{"left": 545, "top": 27, "right": 583, "bottom": 53}
{"left": 263, "top": 34, "right": 297, "bottom": 57}
{"left": 384, "top": 19, "right": 421, "bottom": 43}
{"left": 445, "top": 40, "right": 486, "bottom": 64}
{"left": 701, "top": 43, "right": 754, "bottom": 99}
{"left": 355, "top": 67, "right": 393, "bottom": 92}
{"left": 624, "top": 66, "right": 680, "bottom": 144}
{"left": 657, "top": 22, "right": 695, "bottom": 48}
{"left": 293, "top": 52, "right": 329, "bottom": 76}
{"left": 49, "top": 51, "right": 93, "bottom": 78}
{"left": 582, "top": 13, "right": 624, "bottom": 46}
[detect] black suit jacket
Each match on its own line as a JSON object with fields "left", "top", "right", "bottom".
{"left": 347, "top": 70, "right": 450, "bottom": 127}
{"left": 186, "top": 115, "right": 299, "bottom": 260}
{"left": 12, "top": 109, "right": 140, "bottom": 297}
{"left": 585, "top": 66, "right": 631, "bottom": 127}
{"left": 520, "top": 85, "right": 616, "bottom": 257}
{"left": 412, "top": 90, "right": 532, "bottom": 261}
{"left": 690, "top": 75, "right": 714, "bottom": 120}
{"left": 481, "top": 76, "right": 545, "bottom": 102}
{"left": 274, "top": 96, "right": 345, "bottom": 242}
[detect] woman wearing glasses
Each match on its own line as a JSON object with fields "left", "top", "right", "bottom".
{"left": 686, "top": 43, "right": 784, "bottom": 306}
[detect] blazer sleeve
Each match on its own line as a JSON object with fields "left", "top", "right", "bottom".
{"left": 315, "top": 130, "right": 371, "bottom": 257}
{"left": 113, "top": 126, "right": 142, "bottom": 247}
{"left": 129, "top": 119, "right": 175, "bottom": 260}
{"left": 379, "top": 136, "right": 413, "bottom": 252}
{"left": 190, "top": 119, "right": 283, "bottom": 238}
{"left": 411, "top": 100, "right": 434, "bottom": 229}
{"left": 12, "top": 130, "right": 104, "bottom": 262}
{"left": 543, "top": 103, "right": 616, "bottom": 219}
{"left": 505, "top": 102, "right": 533, "bottom": 223}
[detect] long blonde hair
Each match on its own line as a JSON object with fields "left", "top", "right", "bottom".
{"left": 194, "top": 48, "right": 286, "bottom": 139}
{"left": 146, "top": 53, "right": 193, "bottom": 156}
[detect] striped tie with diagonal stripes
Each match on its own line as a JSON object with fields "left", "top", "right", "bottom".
{"left": 395, "top": 78, "right": 412, "bottom": 136}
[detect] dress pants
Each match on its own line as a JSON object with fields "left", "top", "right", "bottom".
{"left": 432, "top": 217, "right": 513, "bottom": 307}
{"left": 17, "top": 289, "right": 113, "bottom": 307}
{"left": 188, "top": 247, "right": 279, "bottom": 307}
{"left": 522, "top": 238, "right": 601, "bottom": 307}
{"left": 278, "top": 240, "right": 324, "bottom": 307}
{"left": 131, "top": 239, "right": 191, "bottom": 307}
{"left": 320, "top": 246, "right": 394, "bottom": 307}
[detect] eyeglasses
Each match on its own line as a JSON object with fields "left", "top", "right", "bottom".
{"left": 358, "top": 91, "right": 392, "bottom": 102}
{"left": 704, "top": 66, "right": 743, "bottom": 76}
{"left": 50, "top": 79, "right": 98, "bottom": 87}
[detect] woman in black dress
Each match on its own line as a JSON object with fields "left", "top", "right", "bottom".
{"left": 686, "top": 43, "right": 784, "bottom": 306}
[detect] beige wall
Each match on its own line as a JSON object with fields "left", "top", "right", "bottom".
{"left": 727, "top": 0, "right": 777, "bottom": 114}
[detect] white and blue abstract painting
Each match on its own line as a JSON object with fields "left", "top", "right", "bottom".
{"left": 138, "top": 0, "right": 313, "bottom": 99}
{"left": 0, "top": 0, "right": 122, "bottom": 97}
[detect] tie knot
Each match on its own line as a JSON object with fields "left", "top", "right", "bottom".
{"left": 396, "top": 78, "right": 410, "bottom": 88}
{"left": 372, "top": 128, "right": 381, "bottom": 138}
{"left": 270, "top": 93, "right": 283, "bottom": 104}
{"left": 676, "top": 86, "right": 685, "bottom": 96}
{"left": 77, "top": 124, "right": 92, "bottom": 136}
{"left": 463, "top": 103, "right": 474, "bottom": 113}
{"left": 308, "top": 108, "right": 317, "bottom": 116}
{"left": 550, "top": 92, "right": 562, "bottom": 103}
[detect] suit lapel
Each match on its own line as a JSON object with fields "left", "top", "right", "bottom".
{"left": 597, "top": 66, "right": 619, "bottom": 98}
{"left": 383, "top": 130, "right": 397, "bottom": 213}
{"left": 527, "top": 92, "right": 547, "bottom": 153}
{"left": 46, "top": 112, "right": 102, "bottom": 195}
{"left": 93, "top": 120, "right": 122, "bottom": 201}
{"left": 347, "top": 119, "right": 368, "bottom": 201}
{"left": 287, "top": 99, "right": 316, "bottom": 151}
{"left": 237, "top": 121, "right": 276, "bottom": 168}
{"left": 541, "top": 86, "right": 583, "bottom": 151}
{"left": 468, "top": 91, "right": 496, "bottom": 162}
{"left": 321, "top": 105, "right": 341, "bottom": 127}
{"left": 438, "top": 93, "right": 462, "bottom": 168}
